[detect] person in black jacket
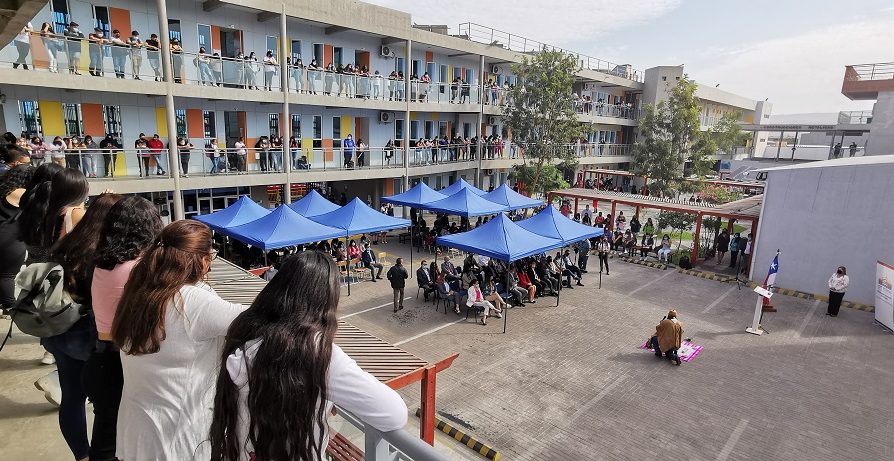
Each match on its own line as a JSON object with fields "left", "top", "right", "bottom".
{"left": 386, "top": 258, "right": 408, "bottom": 312}
{"left": 415, "top": 259, "right": 435, "bottom": 301}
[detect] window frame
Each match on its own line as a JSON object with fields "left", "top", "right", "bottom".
{"left": 18, "top": 100, "right": 42, "bottom": 138}
{"left": 197, "top": 23, "right": 212, "bottom": 51}
{"left": 203, "top": 110, "right": 216, "bottom": 139}
{"left": 103, "top": 105, "right": 122, "bottom": 138}
{"left": 63, "top": 103, "right": 84, "bottom": 137}
{"left": 268, "top": 113, "right": 280, "bottom": 138}
{"left": 174, "top": 109, "right": 187, "bottom": 138}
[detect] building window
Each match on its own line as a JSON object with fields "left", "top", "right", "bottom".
{"left": 424, "top": 121, "right": 433, "bottom": 139}
{"left": 63, "top": 103, "right": 83, "bottom": 137}
{"left": 168, "top": 19, "right": 181, "bottom": 42}
{"left": 266, "top": 35, "right": 278, "bottom": 59}
{"left": 93, "top": 6, "right": 110, "bottom": 39}
{"left": 313, "top": 43, "right": 323, "bottom": 64}
{"left": 291, "top": 114, "right": 300, "bottom": 139}
{"left": 290, "top": 40, "right": 301, "bottom": 61}
{"left": 410, "top": 120, "right": 419, "bottom": 140}
{"left": 103, "top": 105, "right": 122, "bottom": 138}
{"left": 268, "top": 113, "right": 279, "bottom": 137}
{"left": 197, "top": 24, "right": 212, "bottom": 50}
{"left": 395, "top": 57, "right": 405, "bottom": 74}
{"left": 395, "top": 119, "right": 404, "bottom": 140}
{"left": 175, "top": 109, "right": 187, "bottom": 137}
{"left": 51, "top": 0, "right": 70, "bottom": 34}
{"left": 312, "top": 115, "right": 321, "bottom": 148}
{"left": 18, "top": 101, "right": 41, "bottom": 137}
{"left": 463, "top": 122, "right": 471, "bottom": 139}
{"left": 333, "top": 47, "right": 342, "bottom": 66}
{"left": 332, "top": 117, "right": 341, "bottom": 148}
{"left": 203, "top": 110, "right": 216, "bottom": 138}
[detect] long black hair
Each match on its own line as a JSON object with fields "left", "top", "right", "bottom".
{"left": 210, "top": 251, "right": 340, "bottom": 461}
{"left": 94, "top": 196, "right": 164, "bottom": 270}
{"left": 19, "top": 167, "right": 88, "bottom": 248}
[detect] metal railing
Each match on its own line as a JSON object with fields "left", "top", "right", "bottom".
{"left": 456, "top": 22, "right": 643, "bottom": 82}
{"left": 838, "top": 110, "right": 872, "bottom": 125}
{"left": 574, "top": 101, "right": 640, "bottom": 120}
{"left": 476, "top": 142, "right": 632, "bottom": 160}
{"left": 844, "top": 62, "right": 894, "bottom": 81}
{"left": 334, "top": 407, "right": 450, "bottom": 461}
{"left": 20, "top": 147, "right": 172, "bottom": 178}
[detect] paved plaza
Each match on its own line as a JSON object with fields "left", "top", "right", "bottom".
{"left": 1, "top": 240, "right": 892, "bottom": 460}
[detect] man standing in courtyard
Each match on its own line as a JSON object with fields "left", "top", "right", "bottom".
{"left": 715, "top": 229, "right": 730, "bottom": 264}
{"left": 651, "top": 310, "right": 684, "bottom": 366}
{"left": 387, "top": 257, "right": 408, "bottom": 312}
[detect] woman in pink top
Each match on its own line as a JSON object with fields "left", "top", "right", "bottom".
{"left": 85, "top": 196, "right": 163, "bottom": 460}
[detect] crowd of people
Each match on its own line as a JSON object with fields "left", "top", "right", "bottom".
{"left": 0, "top": 145, "right": 407, "bottom": 459}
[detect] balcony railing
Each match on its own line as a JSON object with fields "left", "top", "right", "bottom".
{"left": 844, "top": 62, "right": 894, "bottom": 81}
{"left": 333, "top": 407, "right": 450, "bottom": 461}
{"left": 455, "top": 22, "right": 643, "bottom": 82}
{"left": 838, "top": 110, "right": 872, "bottom": 125}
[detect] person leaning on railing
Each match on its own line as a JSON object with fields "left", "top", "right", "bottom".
{"left": 39, "top": 22, "right": 62, "bottom": 73}
{"left": 127, "top": 30, "right": 143, "bottom": 79}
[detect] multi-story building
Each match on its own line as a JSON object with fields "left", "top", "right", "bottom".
{"left": 0, "top": 0, "right": 756, "bottom": 221}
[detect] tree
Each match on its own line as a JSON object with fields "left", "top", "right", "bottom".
{"left": 632, "top": 75, "right": 743, "bottom": 196}
{"left": 504, "top": 48, "right": 585, "bottom": 198}
{"left": 657, "top": 211, "right": 696, "bottom": 250}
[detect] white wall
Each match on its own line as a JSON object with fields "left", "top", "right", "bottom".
{"left": 751, "top": 159, "right": 894, "bottom": 305}
{"left": 867, "top": 92, "right": 894, "bottom": 156}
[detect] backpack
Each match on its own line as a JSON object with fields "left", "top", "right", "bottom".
{"left": 10, "top": 262, "right": 85, "bottom": 338}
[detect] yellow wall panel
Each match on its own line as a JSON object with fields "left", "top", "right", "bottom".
{"left": 38, "top": 101, "right": 64, "bottom": 136}
{"left": 431, "top": 112, "right": 439, "bottom": 122}
{"left": 301, "top": 137, "right": 314, "bottom": 162}
{"left": 155, "top": 107, "right": 168, "bottom": 137}
{"left": 341, "top": 116, "right": 352, "bottom": 137}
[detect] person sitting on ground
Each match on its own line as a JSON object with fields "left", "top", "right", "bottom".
{"left": 658, "top": 234, "right": 672, "bottom": 262}
{"left": 436, "top": 273, "right": 462, "bottom": 314}
{"left": 416, "top": 260, "right": 435, "bottom": 301}
{"left": 360, "top": 243, "right": 383, "bottom": 281}
{"left": 650, "top": 310, "right": 684, "bottom": 366}
{"left": 561, "top": 250, "right": 585, "bottom": 286}
{"left": 466, "top": 278, "right": 500, "bottom": 325}
{"left": 209, "top": 252, "right": 408, "bottom": 460}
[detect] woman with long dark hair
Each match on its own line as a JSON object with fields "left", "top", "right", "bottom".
{"left": 113, "top": 220, "right": 245, "bottom": 459}
{"left": 85, "top": 196, "right": 162, "bottom": 460}
{"left": 19, "top": 167, "right": 88, "bottom": 264}
{"left": 43, "top": 192, "right": 123, "bottom": 460}
{"left": 209, "top": 251, "right": 407, "bottom": 460}
{"left": 0, "top": 164, "right": 33, "bottom": 309}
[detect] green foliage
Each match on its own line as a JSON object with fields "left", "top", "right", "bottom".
{"left": 505, "top": 48, "right": 585, "bottom": 198}
{"left": 511, "top": 163, "right": 569, "bottom": 199}
{"left": 657, "top": 211, "right": 696, "bottom": 249}
{"left": 633, "top": 76, "right": 744, "bottom": 196}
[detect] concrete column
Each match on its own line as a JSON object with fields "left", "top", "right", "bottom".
{"left": 155, "top": 0, "right": 184, "bottom": 220}
{"left": 476, "top": 54, "right": 485, "bottom": 188}
{"left": 775, "top": 131, "right": 783, "bottom": 162}
{"left": 280, "top": 8, "right": 292, "bottom": 204}
{"left": 403, "top": 39, "right": 411, "bottom": 192}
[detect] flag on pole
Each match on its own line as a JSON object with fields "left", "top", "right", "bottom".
{"left": 765, "top": 253, "right": 779, "bottom": 287}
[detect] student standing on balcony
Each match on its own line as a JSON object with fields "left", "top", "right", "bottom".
{"left": 127, "top": 31, "right": 143, "bottom": 79}
{"left": 263, "top": 50, "right": 277, "bottom": 91}
{"left": 270, "top": 136, "right": 283, "bottom": 172}
{"left": 82, "top": 135, "right": 98, "bottom": 178}
{"left": 170, "top": 40, "right": 184, "bottom": 83}
{"left": 39, "top": 23, "right": 61, "bottom": 73}
{"left": 356, "top": 138, "right": 367, "bottom": 168}
{"left": 234, "top": 137, "right": 247, "bottom": 173}
{"left": 292, "top": 57, "right": 304, "bottom": 93}
{"left": 147, "top": 134, "right": 166, "bottom": 177}
{"left": 12, "top": 22, "right": 33, "bottom": 70}
{"left": 63, "top": 22, "right": 84, "bottom": 75}
{"left": 342, "top": 134, "right": 355, "bottom": 169}
{"left": 324, "top": 62, "right": 336, "bottom": 95}
{"left": 108, "top": 29, "right": 129, "bottom": 79}
{"left": 175, "top": 137, "right": 193, "bottom": 177}
{"left": 211, "top": 52, "right": 223, "bottom": 86}
{"left": 197, "top": 47, "right": 215, "bottom": 85}
{"left": 87, "top": 27, "right": 105, "bottom": 76}
{"left": 144, "top": 33, "right": 161, "bottom": 81}
{"left": 210, "top": 251, "right": 407, "bottom": 460}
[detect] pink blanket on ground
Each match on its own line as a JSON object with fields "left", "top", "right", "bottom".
{"left": 640, "top": 340, "right": 704, "bottom": 362}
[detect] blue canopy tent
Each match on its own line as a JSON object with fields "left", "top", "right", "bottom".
{"left": 193, "top": 195, "right": 270, "bottom": 236}
{"left": 310, "top": 198, "right": 411, "bottom": 294}
{"left": 517, "top": 205, "right": 604, "bottom": 245}
{"left": 226, "top": 205, "right": 344, "bottom": 251}
{"left": 481, "top": 184, "right": 544, "bottom": 211}
{"left": 439, "top": 177, "right": 486, "bottom": 196}
{"left": 437, "top": 213, "right": 565, "bottom": 332}
{"left": 287, "top": 189, "right": 341, "bottom": 217}
{"left": 419, "top": 188, "right": 509, "bottom": 217}
{"left": 380, "top": 181, "right": 447, "bottom": 207}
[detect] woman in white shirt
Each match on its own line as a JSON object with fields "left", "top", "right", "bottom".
{"left": 112, "top": 220, "right": 246, "bottom": 460}
{"left": 263, "top": 50, "right": 278, "bottom": 91}
{"left": 209, "top": 251, "right": 407, "bottom": 460}
{"left": 826, "top": 266, "right": 849, "bottom": 317}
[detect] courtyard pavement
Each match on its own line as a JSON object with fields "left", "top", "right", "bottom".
{"left": 1, "top": 238, "right": 891, "bottom": 460}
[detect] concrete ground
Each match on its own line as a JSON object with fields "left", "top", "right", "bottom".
{"left": 1, "top": 238, "right": 892, "bottom": 460}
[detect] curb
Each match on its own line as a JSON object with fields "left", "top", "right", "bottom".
{"left": 674, "top": 269, "right": 876, "bottom": 312}
{"left": 618, "top": 256, "right": 667, "bottom": 270}
{"left": 415, "top": 409, "right": 501, "bottom": 460}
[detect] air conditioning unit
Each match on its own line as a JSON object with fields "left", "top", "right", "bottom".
{"left": 380, "top": 45, "right": 395, "bottom": 58}
{"left": 487, "top": 116, "right": 498, "bottom": 125}
{"left": 379, "top": 111, "right": 393, "bottom": 123}
{"left": 491, "top": 65, "right": 502, "bottom": 74}
{"left": 484, "top": 169, "right": 494, "bottom": 176}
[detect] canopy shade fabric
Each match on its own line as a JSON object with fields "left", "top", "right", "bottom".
{"left": 481, "top": 184, "right": 544, "bottom": 211}
{"left": 287, "top": 189, "right": 341, "bottom": 217}
{"left": 310, "top": 197, "right": 411, "bottom": 235}
{"left": 439, "top": 177, "right": 486, "bottom": 197}
{"left": 517, "top": 205, "right": 603, "bottom": 244}
{"left": 226, "top": 205, "right": 345, "bottom": 251}
{"left": 193, "top": 196, "right": 270, "bottom": 235}
{"left": 419, "top": 188, "right": 509, "bottom": 217}
{"left": 436, "top": 213, "right": 563, "bottom": 262}
{"left": 380, "top": 182, "right": 447, "bottom": 207}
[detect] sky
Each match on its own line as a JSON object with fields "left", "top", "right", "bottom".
{"left": 365, "top": 0, "right": 894, "bottom": 114}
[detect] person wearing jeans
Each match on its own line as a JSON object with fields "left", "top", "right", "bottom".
{"left": 386, "top": 258, "right": 408, "bottom": 312}
{"left": 12, "top": 23, "right": 33, "bottom": 70}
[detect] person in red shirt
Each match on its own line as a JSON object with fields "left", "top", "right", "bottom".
{"left": 515, "top": 263, "right": 537, "bottom": 302}
{"left": 145, "top": 134, "right": 166, "bottom": 176}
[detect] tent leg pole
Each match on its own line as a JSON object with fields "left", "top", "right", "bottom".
{"left": 503, "top": 271, "right": 510, "bottom": 334}
{"left": 346, "top": 233, "right": 351, "bottom": 296}
{"left": 410, "top": 224, "right": 414, "bottom": 279}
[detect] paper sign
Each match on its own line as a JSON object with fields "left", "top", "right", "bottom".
{"left": 753, "top": 286, "right": 773, "bottom": 299}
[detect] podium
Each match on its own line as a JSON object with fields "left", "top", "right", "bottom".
{"left": 746, "top": 286, "right": 773, "bottom": 335}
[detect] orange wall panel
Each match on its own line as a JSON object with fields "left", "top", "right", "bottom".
{"left": 322, "top": 138, "right": 333, "bottom": 162}
{"left": 384, "top": 179, "right": 393, "bottom": 196}
{"left": 324, "top": 44, "right": 333, "bottom": 66}
{"left": 245, "top": 138, "right": 256, "bottom": 164}
{"left": 186, "top": 109, "right": 204, "bottom": 139}
{"left": 109, "top": 7, "right": 132, "bottom": 35}
{"left": 211, "top": 26, "right": 221, "bottom": 52}
{"left": 81, "top": 103, "right": 105, "bottom": 137}
{"left": 425, "top": 51, "right": 433, "bottom": 63}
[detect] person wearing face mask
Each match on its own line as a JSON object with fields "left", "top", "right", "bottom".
{"left": 108, "top": 29, "right": 129, "bottom": 78}
{"left": 63, "top": 22, "right": 85, "bottom": 75}
{"left": 826, "top": 266, "right": 849, "bottom": 317}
